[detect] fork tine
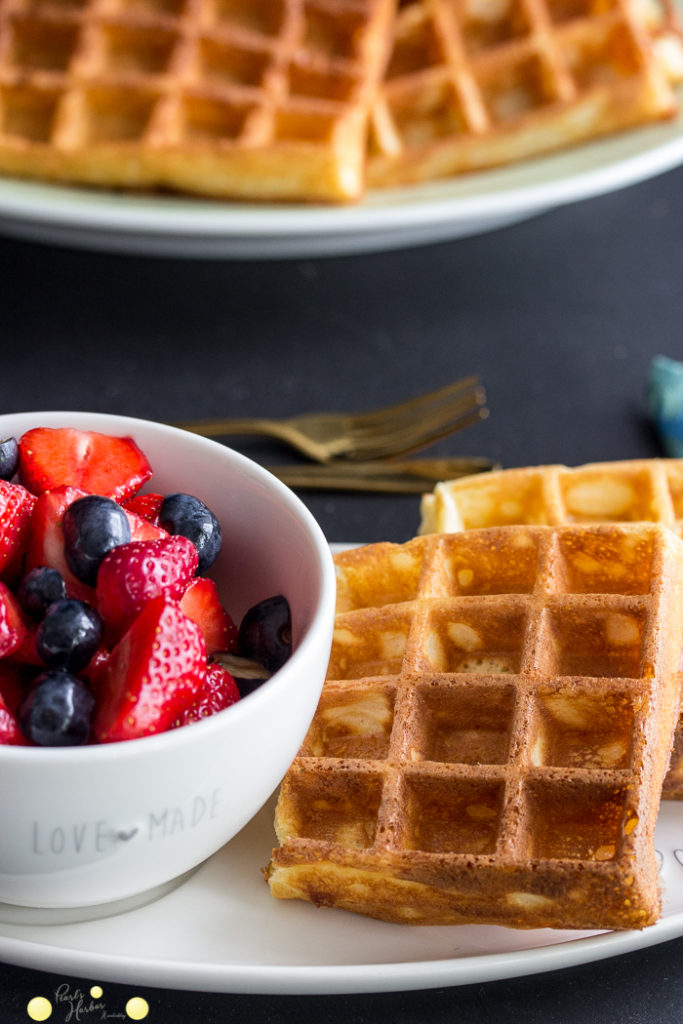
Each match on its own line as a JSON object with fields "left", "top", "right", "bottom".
{"left": 348, "top": 376, "right": 483, "bottom": 429}
{"left": 350, "top": 405, "right": 489, "bottom": 462}
{"left": 348, "top": 382, "right": 486, "bottom": 443}
{"left": 350, "top": 382, "right": 489, "bottom": 450}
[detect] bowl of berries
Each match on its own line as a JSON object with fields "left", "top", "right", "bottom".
{"left": 0, "top": 410, "right": 336, "bottom": 915}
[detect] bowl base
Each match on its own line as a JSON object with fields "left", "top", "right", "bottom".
{"left": 0, "top": 865, "right": 199, "bottom": 926}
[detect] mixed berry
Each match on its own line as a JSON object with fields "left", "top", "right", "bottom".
{"left": 0, "top": 426, "right": 292, "bottom": 747}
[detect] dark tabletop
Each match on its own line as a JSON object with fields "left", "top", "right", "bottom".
{"left": 1, "top": 163, "right": 683, "bottom": 1022}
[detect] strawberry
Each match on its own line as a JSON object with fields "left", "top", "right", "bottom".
{"left": 126, "top": 509, "right": 167, "bottom": 544}
{"left": 0, "top": 582, "right": 28, "bottom": 658}
{"left": 122, "top": 493, "right": 165, "bottom": 530}
{"left": 0, "top": 479, "right": 36, "bottom": 581}
{"left": 96, "top": 535, "right": 199, "bottom": 637}
{"left": 0, "top": 679, "right": 28, "bottom": 745}
{"left": 18, "top": 427, "right": 152, "bottom": 502}
{"left": 179, "top": 577, "right": 238, "bottom": 656}
{"left": 93, "top": 597, "right": 207, "bottom": 743}
{"left": 0, "top": 660, "right": 27, "bottom": 745}
{"left": 25, "top": 486, "right": 95, "bottom": 603}
{"left": 0, "top": 661, "right": 24, "bottom": 715}
{"left": 6, "top": 625, "right": 41, "bottom": 667}
{"left": 80, "top": 644, "right": 112, "bottom": 698}
{"left": 174, "top": 661, "right": 240, "bottom": 727}
{"left": 24, "top": 486, "right": 165, "bottom": 603}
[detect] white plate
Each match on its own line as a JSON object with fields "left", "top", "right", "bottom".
{"left": 0, "top": 796, "right": 683, "bottom": 995}
{"left": 1, "top": 104, "right": 683, "bottom": 259}
{"left": 1, "top": 541, "right": 683, "bottom": 996}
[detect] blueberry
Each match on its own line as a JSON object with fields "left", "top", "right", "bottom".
{"left": 160, "top": 493, "right": 222, "bottom": 573}
{"left": 237, "top": 595, "right": 292, "bottom": 674}
{"left": 0, "top": 437, "right": 18, "bottom": 480}
{"left": 17, "top": 567, "right": 67, "bottom": 620}
{"left": 62, "top": 494, "right": 131, "bottom": 585}
{"left": 19, "top": 670, "right": 95, "bottom": 746}
{"left": 36, "top": 598, "right": 104, "bottom": 673}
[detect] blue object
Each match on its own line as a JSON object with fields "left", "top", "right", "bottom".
{"left": 648, "top": 355, "right": 683, "bottom": 457}
{"left": 62, "top": 494, "right": 131, "bottom": 585}
{"left": 161, "top": 492, "right": 222, "bottom": 574}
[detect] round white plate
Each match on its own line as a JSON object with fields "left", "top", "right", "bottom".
{"left": 0, "top": 105, "right": 682, "bottom": 259}
{"left": 1, "top": 535, "right": 683, "bottom": 997}
{"left": 0, "top": 796, "right": 682, "bottom": 995}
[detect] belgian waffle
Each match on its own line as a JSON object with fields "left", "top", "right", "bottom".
{"left": 0, "top": 0, "right": 394, "bottom": 202}
{"left": 419, "top": 459, "right": 683, "bottom": 536}
{"left": 267, "top": 524, "right": 683, "bottom": 930}
{"left": 419, "top": 459, "right": 683, "bottom": 797}
{"left": 367, "top": 0, "right": 682, "bottom": 190}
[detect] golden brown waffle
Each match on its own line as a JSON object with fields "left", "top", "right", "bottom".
{"left": 367, "top": 0, "right": 681, "bottom": 190}
{"left": 0, "top": 0, "right": 394, "bottom": 202}
{"left": 267, "top": 524, "right": 683, "bottom": 930}
{"left": 419, "top": 459, "right": 683, "bottom": 536}
{"left": 419, "top": 459, "right": 683, "bottom": 797}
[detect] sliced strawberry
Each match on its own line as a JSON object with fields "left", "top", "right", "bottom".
{"left": 0, "top": 582, "right": 28, "bottom": 658}
{"left": 25, "top": 485, "right": 166, "bottom": 602}
{"left": 93, "top": 597, "right": 206, "bottom": 743}
{"left": 0, "top": 661, "right": 24, "bottom": 715}
{"left": 79, "top": 644, "right": 113, "bottom": 701}
{"left": 179, "top": 577, "right": 238, "bottom": 656}
{"left": 96, "top": 535, "right": 198, "bottom": 638}
{"left": 174, "top": 661, "right": 240, "bottom": 727}
{"left": 126, "top": 508, "right": 167, "bottom": 543}
{"left": 0, "top": 479, "right": 36, "bottom": 581}
{"left": 19, "top": 427, "right": 152, "bottom": 502}
{"left": 25, "top": 486, "right": 95, "bottom": 603}
{"left": 0, "top": 682, "right": 28, "bottom": 745}
{"left": 122, "top": 493, "right": 165, "bottom": 530}
{"left": 6, "top": 624, "right": 41, "bottom": 667}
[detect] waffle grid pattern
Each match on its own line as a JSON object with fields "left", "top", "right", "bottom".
{"left": 419, "top": 460, "right": 683, "bottom": 798}
{"left": 269, "top": 525, "right": 683, "bottom": 930}
{"left": 0, "top": 0, "right": 394, "bottom": 199}
{"left": 368, "top": 0, "right": 677, "bottom": 187}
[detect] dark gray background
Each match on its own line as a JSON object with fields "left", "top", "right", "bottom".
{"left": 1, "top": 162, "right": 682, "bottom": 1021}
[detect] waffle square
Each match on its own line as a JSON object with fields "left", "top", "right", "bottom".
{"left": 0, "top": 0, "right": 394, "bottom": 201}
{"left": 267, "top": 524, "right": 683, "bottom": 930}
{"left": 367, "top": 0, "right": 681, "bottom": 189}
{"left": 419, "top": 459, "right": 683, "bottom": 798}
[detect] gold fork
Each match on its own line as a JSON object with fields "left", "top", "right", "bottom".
{"left": 172, "top": 377, "right": 487, "bottom": 464}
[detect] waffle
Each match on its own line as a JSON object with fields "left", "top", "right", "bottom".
{"left": 367, "top": 0, "right": 683, "bottom": 190}
{"left": 419, "top": 459, "right": 683, "bottom": 536}
{"left": 419, "top": 459, "right": 683, "bottom": 797}
{"left": 0, "top": 0, "right": 394, "bottom": 202}
{"left": 267, "top": 524, "right": 683, "bottom": 930}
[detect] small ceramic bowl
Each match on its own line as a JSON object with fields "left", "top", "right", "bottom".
{"left": 0, "top": 410, "right": 336, "bottom": 917}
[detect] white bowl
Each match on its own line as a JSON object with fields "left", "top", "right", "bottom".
{"left": 0, "top": 410, "right": 336, "bottom": 917}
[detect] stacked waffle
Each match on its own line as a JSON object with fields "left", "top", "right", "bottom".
{"left": 267, "top": 523, "right": 683, "bottom": 930}
{"left": 0, "top": 0, "right": 681, "bottom": 201}
{"left": 0, "top": 0, "right": 395, "bottom": 201}
{"left": 419, "top": 458, "right": 683, "bottom": 798}
{"left": 367, "top": 0, "right": 683, "bottom": 189}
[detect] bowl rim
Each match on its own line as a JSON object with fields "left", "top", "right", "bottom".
{"left": 0, "top": 410, "right": 337, "bottom": 762}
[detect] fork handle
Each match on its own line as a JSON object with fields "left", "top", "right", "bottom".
{"left": 172, "top": 417, "right": 293, "bottom": 442}
{"left": 268, "top": 457, "right": 498, "bottom": 493}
